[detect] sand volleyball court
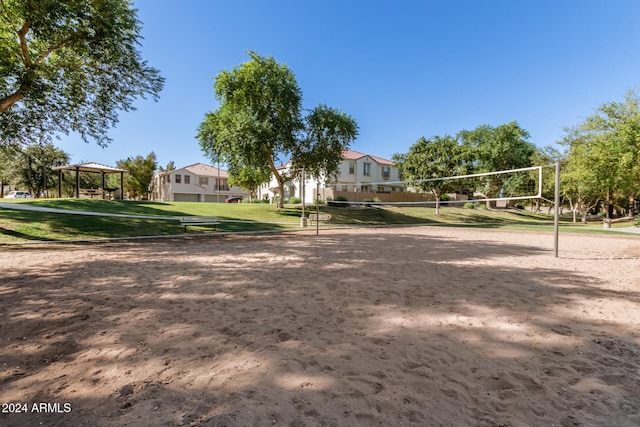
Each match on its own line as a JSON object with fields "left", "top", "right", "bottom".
{"left": 1, "top": 226, "right": 639, "bottom": 426}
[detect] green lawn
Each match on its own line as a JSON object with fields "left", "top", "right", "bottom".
{"left": 0, "top": 199, "right": 635, "bottom": 243}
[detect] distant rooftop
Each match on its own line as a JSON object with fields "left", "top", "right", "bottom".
{"left": 159, "top": 162, "right": 229, "bottom": 178}
{"left": 342, "top": 149, "right": 394, "bottom": 166}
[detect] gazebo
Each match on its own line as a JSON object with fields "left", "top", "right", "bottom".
{"left": 52, "top": 162, "right": 127, "bottom": 200}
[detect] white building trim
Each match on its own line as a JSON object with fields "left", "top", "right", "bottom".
{"left": 257, "top": 150, "right": 404, "bottom": 204}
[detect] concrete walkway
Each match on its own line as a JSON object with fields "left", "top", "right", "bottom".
{"left": 0, "top": 202, "right": 179, "bottom": 220}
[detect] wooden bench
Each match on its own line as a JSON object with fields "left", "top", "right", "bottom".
{"left": 308, "top": 213, "right": 332, "bottom": 225}
{"left": 179, "top": 216, "right": 220, "bottom": 231}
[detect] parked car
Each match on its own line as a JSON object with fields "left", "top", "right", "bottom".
{"left": 225, "top": 197, "right": 243, "bottom": 203}
{"left": 5, "top": 191, "right": 32, "bottom": 199}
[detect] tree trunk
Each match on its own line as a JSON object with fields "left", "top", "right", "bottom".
{"left": 266, "top": 156, "right": 285, "bottom": 209}
{"left": 581, "top": 209, "right": 588, "bottom": 224}
{"left": 0, "top": 91, "right": 24, "bottom": 112}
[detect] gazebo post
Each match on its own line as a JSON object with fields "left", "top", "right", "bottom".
{"left": 51, "top": 163, "right": 127, "bottom": 199}
{"left": 75, "top": 166, "right": 80, "bottom": 198}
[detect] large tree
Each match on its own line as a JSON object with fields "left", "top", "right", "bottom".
{"left": 459, "top": 121, "right": 535, "bottom": 173}
{"left": 5, "top": 142, "right": 69, "bottom": 196}
{"left": 116, "top": 151, "right": 157, "bottom": 199}
{"left": 197, "top": 51, "right": 358, "bottom": 208}
{"left": 0, "top": 0, "right": 164, "bottom": 147}
{"left": 529, "top": 145, "right": 564, "bottom": 214}
{"left": 227, "top": 164, "right": 271, "bottom": 202}
{"left": 293, "top": 104, "right": 359, "bottom": 180}
{"left": 562, "top": 91, "right": 640, "bottom": 218}
{"left": 560, "top": 138, "right": 602, "bottom": 223}
{"left": 0, "top": 142, "right": 19, "bottom": 196}
{"left": 458, "top": 121, "right": 535, "bottom": 202}
{"left": 392, "top": 135, "right": 468, "bottom": 215}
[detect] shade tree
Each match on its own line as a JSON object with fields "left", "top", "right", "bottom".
{"left": 393, "top": 135, "right": 468, "bottom": 215}
{"left": 561, "top": 90, "right": 640, "bottom": 219}
{"left": 0, "top": 0, "right": 164, "bottom": 147}
{"left": 4, "top": 142, "right": 69, "bottom": 196}
{"left": 197, "top": 52, "right": 358, "bottom": 208}
{"left": 116, "top": 152, "right": 157, "bottom": 199}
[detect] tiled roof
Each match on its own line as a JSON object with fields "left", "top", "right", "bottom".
{"left": 181, "top": 163, "right": 229, "bottom": 178}
{"left": 342, "top": 149, "right": 367, "bottom": 160}
{"left": 342, "top": 149, "right": 393, "bottom": 165}
{"left": 369, "top": 155, "right": 394, "bottom": 166}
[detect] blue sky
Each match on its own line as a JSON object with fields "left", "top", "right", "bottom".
{"left": 57, "top": 0, "right": 640, "bottom": 169}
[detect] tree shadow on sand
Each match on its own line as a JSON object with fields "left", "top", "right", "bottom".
{"left": 1, "top": 231, "right": 639, "bottom": 426}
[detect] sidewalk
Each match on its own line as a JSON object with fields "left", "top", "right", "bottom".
{"left": 0, "top": 202, "right": 179, "bottom": 221}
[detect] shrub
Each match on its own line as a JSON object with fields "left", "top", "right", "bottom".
{"left": 464, "top": 202, "right": 475, "bottom": 209}
{"left": 288, "top": 197, "right": 302, "bottom": 204}
{"left": 328, "top": 195, "right": 349, "bottom": 207}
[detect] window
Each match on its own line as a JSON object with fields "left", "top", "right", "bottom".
{"left": 382, "top": 166, "right": 390, "bottom": 179}
{"left": 199, "top": 177, "right": 208, "bottom": 186}
{"left": 175, "top": 174, "right": 181, "bottom": 183}
{"left": 184, "top": 175, "right": 191, "bottom": 184}
{"left": 348, "top": 162, "right": 355, "bottom": 174}
{"left": 363, "top": 162, "right": 371, "bottom": 176}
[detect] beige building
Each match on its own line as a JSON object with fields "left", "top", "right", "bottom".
{"left": 152, "top": 163, "right": 248, "bottom": 202}
{"left": 257, "top": 150, "right": 413, "bottom": 204}
{"left": 331, "top": 149, "right": 404, "bottom": 194}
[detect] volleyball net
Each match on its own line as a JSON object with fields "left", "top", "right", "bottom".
{"left": 322, "top": 165, "right": 543, "bottom": 207}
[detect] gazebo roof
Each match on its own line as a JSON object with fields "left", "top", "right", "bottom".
{"left": 52, "top": 162, "right": 127, "bottom": 174}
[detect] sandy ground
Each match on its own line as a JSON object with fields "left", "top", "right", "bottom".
{"left": 1, "top": 226, "right": 639, "bottom": 427}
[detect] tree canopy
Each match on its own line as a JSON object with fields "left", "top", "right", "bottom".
{"left": 458, "top": 121, "right": 535, "bottom": 173}
{"left": 197, "top": 51, "right": 358, "bottom": 208}
{"left": 393, "top": 135, "right": 468, "bottom": 215}
{"left": 0, "top": 0, "right": 164, "bottom": 147}
{"left": 458, "top": 122, "right": 536, "bottom": 200}
{"left": 561, "top": 90, "right": 640, "bottom": 219}
{"left": 2, "top": 142, "right": 69, "bottom": 196}
{"left": 116, "top": 151, "right": 157, "bottom": 199}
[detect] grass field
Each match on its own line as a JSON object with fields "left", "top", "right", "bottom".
{"left": 0, "top": 198, "right": 635, "bottom": 243}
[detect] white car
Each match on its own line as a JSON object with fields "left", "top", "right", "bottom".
{"left": 4, "top": 191, "right": 32, "bottom": 199}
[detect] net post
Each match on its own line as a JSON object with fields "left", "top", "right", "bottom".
{"left": 316, "top": 182, "right": 320, "bottom": 236}
{"left": 300, "top": 168, "right": 307, "bottom": 227}
{"left": 554, "top": 161, "right": 560, "bottom": 257}
{"left": 537, "top": 165, "right": 543, "bottom": 198}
